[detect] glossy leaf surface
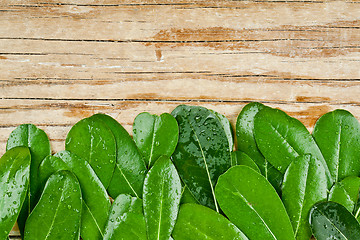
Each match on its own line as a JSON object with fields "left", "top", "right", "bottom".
{"left": 65, "top": 117, "right": 116, "bottom": 188}
{"left": 236, "top": 102, "right": 283, "bottom": 192}
{"left": 38, "top": 151, "right": 111, "bottom": 240}
{"left": 133, "top": 112, "right": 178, "bottom": 168}
{"left": 210, "top": 110, "right": 234, "bottom": 152}
{"left": 282, "top": 155, "right": 327, "bottom": 240}
{"left": 24, "top": 170, "right": 82, "bottom": 240}
{"left": 329, "top": 176, "right": 360, "bottom": 214}
{"left": 6, "top": 124, "right": 51, "bottom": 234}
{"left": 103, "top": 194, "right": 147, "bottom": 240}
{"left": 254, "top": 107, "right": 332, "bottom": 186}
{"left": 172, "top": 204, "right": 248, "bottom": 240}
{"left": 0, "top": 147, "right": 30, "bottom": 239}
{"left": 180, "top": 186, "right": 198, "bottom": 205}
{"left": 91, "top": 114, "right": 147, "bottom": 199}
{"left": 313, "top": 109, "right": 360, "bottom": 182}
{"left": 171, "top": 105, "right": 232, "bottom": 211}
{"left": 143, "top": 156, "right": 181, "bottom": 240}
{"left": 215, "top": 166, "right": 295, "bottom": 240}
{"left": 310, "top": 201, "right": 360, "bottom": 240}
{"left": 231, "top": 151, "right": 260, "bottom": 173}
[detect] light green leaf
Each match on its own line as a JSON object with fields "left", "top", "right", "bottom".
{"left": 231, "top": 151, "right": 260, "bottom": 173}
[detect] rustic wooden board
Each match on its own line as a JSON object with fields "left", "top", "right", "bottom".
{"left": 1, "top": 0, "right": 359, "bottom": 238}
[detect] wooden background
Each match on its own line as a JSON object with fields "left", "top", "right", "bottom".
{"left": 1, "top": 0, "right": 359, "bottom": 238}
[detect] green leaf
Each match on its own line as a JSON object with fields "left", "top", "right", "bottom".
{"left": 6, "top": 124, "right": 51, "bottom": 235}
{"left": 231, "top": 151, "right": 260, "bottom": 173}
{"left": 24, "top": 170, "right": 82, "bottom": 240}
{"left": 172, "top": 203, "right": 248, "bottom": 240}
{"left": 180, "top": 186, "right": 198, "bottom": 205}
{"left": 38, "top": 151, "right": 111, "bottom": 240}
{"left": 215, "top": 165, "right": 295, "bottom": 240}
{"left": 103, "top": 194, "right": 147, "bottom": 240}
{"left": 254, "top": 107, "right": 332, "bottom": 186}
{"left": 329, "top": 176, "right": 360, "bottom": 215}
{"left": 0, "top": 147, "right": 30, "bottom": 239}
{"left": 310, "top": 201, "right": 360, "bottom": 240}
{"left": 236, "top": 102, "right": 283, "bottom": 193}
{"left": 210, "top": 110, "right": 234, "bottom": 152}
{"left": 282, "top": 154, "right": 328, "bottom": 240}
{"left": 133, "top": 112, "right": 178, "bottom": 168}
{"left": 171, "top": 105, "right": 232, "bottom": 211}
{"left": 91, "top": 114, "right": 147, "bottom": 199}
{"left": 313, "top": 109, "right": 360, "bottom": 182}
{"left": 65, "top": 117, "right": 116, "bottom": 188}
{"left": 143, "top": 156, "right": 181, "bottom": 240}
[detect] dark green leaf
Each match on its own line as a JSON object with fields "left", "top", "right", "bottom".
{"left": 0, "top": 147, "right": 30, "bottom": 239}
{"left": 143, "top": 156, "right": 181, "bottom": 240}
{"left": 329, "top": 176, "right": 360, "bottom": 215}
{"left": 65, "top": 117, "right": 116, "bottom": 188}
{"left": 171, "top": 105, "right": 232, "bottom": 211}
{"left": 215, "top": 166, "right": 295, "bottom": 240}
{"left": 313, "top": 109, "right": 360, "bottom": 182}
{"left": 282, "top": 154, "right": 328, "bottom": 240}
{"left": 310, "top": 201, "right": 360, "bottom": 240}
{"left": 133, "top": 112, "right": 178, "bottom": 168}
{"left": 210, "top": 110, "right": 234, "bottom": 152}
{"left": 254, "top": 107, "right": 332, "bottom": 186}
{"left": 6, "top": 124, "right": 51, "bottom": 234}
{"left": 38, "top": 151, "right": 111, "bottom": 240}
{"left": 103, "top": 194, "right": 147, "bottom": 240}
{"left": 180, "top": 186, "right": 198, "bottom": 205}
{"left": 91, "top": 114, "right": 147, "bottom": 199}
{"left": 236, "top": 102, "right": 283, "bottom": 193}
{"left": 172, "top": 203, "right": 248, "bottom": 240}
{"left": 24, "top": 170, "right": 82, "bottom": 240}
{"left": 231, "top": 151, "right": 260, "bottom": 173}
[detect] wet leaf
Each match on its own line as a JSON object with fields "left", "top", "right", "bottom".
{"left": 0, "top": 147, "right": 30, "bottom": 239}
{"left": 65, "top": 117, "right": 116, "bottom": 188}
{"left": 171, "top": 105, "right": 232, "bottom": 211}
{"left": 103, "top": 194, "right": 147, "bottom": 240}
{"left": 313, "top": 109, "right": 360, "bottom": 182}
{"left": 231, "top": 151, "right": 260, "bottom": 173}
{"left": 133, "top": 112, "right": 178, "bottom": 168}
{"left": 310, "top": 201, "right": 360, "bottom": 240}
{"left": 91, "top": 114, "right": 147, "bottom": 199}
{"left": 236, "top": 102, "right": 283, "bottom": 193}
{"left": 180, "top": 186, "right": 198, "bottom": 205}
{"left": 328, "top": 176, "right": 360, "bottom": 215}
{"left": 210, "top": 110, "right": 234, "bottom": 152}
{"left": 172, "top": 203, "right": 248, "bottom": 240}
{"left": 24, "top": 170, "right": 82, "bottom": 240}
{"left": 38, "top": 151, "right": 111, "bottom": 240}
{"left": 282, "top": 154, "right": 328, "bottom": 240}
{"left": 143, "top": 156, "right": 181, "bottom": 240}
{"left": 254, "top": 107, "right": 332, "bottom": 186}
{"left": 215, "top": 166, "right": 295, "bottom": 240}
{"left": 6, "top": 124, "right": 51, "bottom": 235}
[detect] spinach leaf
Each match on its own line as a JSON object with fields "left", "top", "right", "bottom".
{"left": 328, "top": 176, "right": 360, "bottom": 217}
{"left": 103, "top": 194, "right": 147, "bottom": 240}
{"left": 254, "top": 107, "right": 332, "bottom": 186}
{"left": 171, "top": 105, "right": 232, "bottom": 211}
{"left": 215, "top": 166, "right": 295, "bottom": 240}
{"left": 0, "top": 147, "right": 30, "bottom": 239}
{"left": 313, "top": 109, "right": 360, "bottom": 182}
{"left": 24, "top": 170, "right": 82, "bottom": 240}
{"left": 310, "top": 201, "right": 360, "bottom": 240}
{"left": 6, "top": 124, "right": 51, "bottom": 234}
{"left": 91, "top": 114, "right": 147, "bottom": 199}
{"left": 231, "top": 151, "right": 260, "bottom": 173}
{"left": 133, "top": 112, "right": 178, "bottom": 168}
{"left": 38, "top": 151, "right": 111, "bottom": 240}
{"left": 65, "top": 117, "right": 116, "bottom": 188}
{"left": 282, "top": 154, "right": 328, "bottom": 240}
{"left": 143, "top": 156, "right": 181, "bottom": 240}
{"left": 236, "top": 102, "right": 282, "bottom": 193}
{"left": 172, "top": 203, "right": 248, "bottom": 240}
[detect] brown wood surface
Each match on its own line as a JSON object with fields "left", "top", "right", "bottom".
{"left": 1, "top": 0, "right": 359, "bottom": 238}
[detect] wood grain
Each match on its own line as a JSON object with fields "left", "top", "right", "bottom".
{"left": 1, "top": 0, "right": 359, "bottom": 238}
